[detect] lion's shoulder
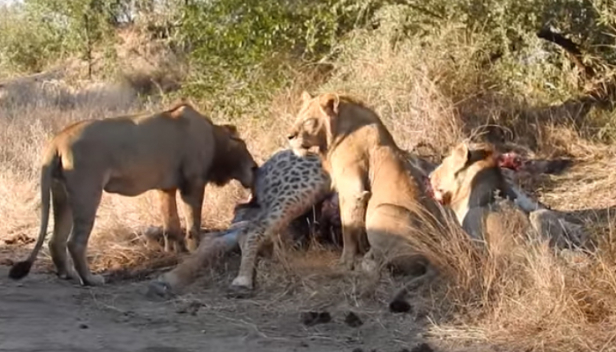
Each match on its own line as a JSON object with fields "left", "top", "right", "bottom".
{"left": 159, "top": 99, "right": 214, "bottom": 125}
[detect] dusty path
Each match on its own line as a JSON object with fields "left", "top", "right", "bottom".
{"left": 0, "top": 271, "right": 296, "bottom": 352}
{"left": 0, "top": 268, "right": 336, "bottom": 352}
{"left": 0, "top": 265, "right": 433, "bottom": 352}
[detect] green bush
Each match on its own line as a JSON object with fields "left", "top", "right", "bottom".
{"left": 175, "top": 0, "right": 370, "bottom": 114}
{"left": 0, "top": 0, "right": 613, "bottom": 123}
{"left": 0, "top": 3, "right": 67, "bottom": 74}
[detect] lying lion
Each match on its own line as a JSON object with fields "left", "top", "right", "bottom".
{"left": 9, "top": 101, "right": 258, "bottom": 286}
{"left": 429, "top": 141, "right": 587, "bottom": 248}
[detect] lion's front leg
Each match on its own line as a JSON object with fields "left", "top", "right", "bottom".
{"left": 337, "top": 190, "right": 371, "bottom": 271}
{"left": 179, "top": 180, "right": 206, "bottom": 252}
{"left": 158, "top": 189, "right": 187, "bottom": 253}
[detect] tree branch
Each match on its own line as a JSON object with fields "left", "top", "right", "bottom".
{"left": 537, "top": 28, "right": 595, "bottom": 80}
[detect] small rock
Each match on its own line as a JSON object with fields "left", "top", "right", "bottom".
{"left": 300, "top": 312, "right": 318, "bottom": 325}
{"left": 78, "top": 323, "right": 89, "bottom": 329}
{"left": 389, "top": 299, "right": 412, "bottom": 313}
{"left": 146, "top": 280, "right": 175, "bottom": 301}
{"left": 410, "top": 343, "right": 434, "bottom": 352}
{"left": 352, "top": 349, "right": 364, "bottom": 352}
{"left": 176, "top": 301, "right": 203, "bottom": 316}
{"left": 344, "top": 312, "right": 363, "bottom": 328}
{"left": 300, "top": 311, "right": 331, "bottom": 326}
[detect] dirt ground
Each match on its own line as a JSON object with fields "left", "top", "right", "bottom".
{"left": 0, "top": 246, "right": 449, "bottom": 352}
{"left": 2, "top": 157, "right": 613, "bottom": 352}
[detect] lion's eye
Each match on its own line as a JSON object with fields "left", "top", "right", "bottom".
{"left": 303, "top": 119, "right": 317, "bottom": 129}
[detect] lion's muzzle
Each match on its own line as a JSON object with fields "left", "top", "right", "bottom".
{"left": 287, "top": 133, "right": 310, "bottom": 156}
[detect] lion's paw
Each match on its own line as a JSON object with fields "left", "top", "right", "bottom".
{"left": 361, "top": 258, "right": 378, "bottom": 274}
{"left": 57, "top": 267, "right": 80, "bottom": 281}
{"left": 82, "top": 274, "right": 106, "bottom": 286}
{"left": 336, "top": 256, "right": 356, "bottom": 271}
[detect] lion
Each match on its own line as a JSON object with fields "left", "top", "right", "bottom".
{"left": 283, "top": 91, "right": 446, "bottom": 305}
{"left": 429, "top": 141, "right": 587, "bottom": 247}
{"left": 8, "top": 102, "right": 258, "bottom": 286}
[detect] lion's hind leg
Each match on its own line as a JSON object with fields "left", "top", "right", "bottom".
{"left": 388, "top": 257, "right": 437, "bottom": 313}
{"left": 48, "top": 181, "right": 78, "bottom": 280}
{"left": 65, "top": 177, "right": 105, "bottom": 286}
{"left": 364, "top": 204, "right": 437, "bottom": 312}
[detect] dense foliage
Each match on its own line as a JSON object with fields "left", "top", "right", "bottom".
{"left": 0, "top": 0, "right": 614, "bottom": 110}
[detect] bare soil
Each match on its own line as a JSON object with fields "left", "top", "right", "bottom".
{"left": 0, "top": 247, "right": 445, "bottom": 352}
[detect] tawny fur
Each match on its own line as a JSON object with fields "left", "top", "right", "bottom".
{"left": 430, "top": 142, "right": 587, "bottom": 247}
{"left": 8, "top": 102, "right": 257, "bottom": 286}
{"left": 286, "top": 91, "right": 446, "bottom": 306}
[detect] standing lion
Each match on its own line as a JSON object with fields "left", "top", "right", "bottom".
{"left": 8, "top": 102, "right": 258, "bottom": 286}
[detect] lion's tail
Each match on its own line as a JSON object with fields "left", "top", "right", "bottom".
{"left": 9, "top": 147, "right": 59, "bottom": 280}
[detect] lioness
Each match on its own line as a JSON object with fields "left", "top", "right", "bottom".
{"left": 8, "top": 102, "right": 258, "bottom": 286}
{"left": 285, "top": 91, "right": 445, "bottom": 292}
{"left": 429, "top": 142, "right": 585, "bottom": 247}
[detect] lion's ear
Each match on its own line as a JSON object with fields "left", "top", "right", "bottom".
{"left": 221, "top": 124, "right": 240, "bottom": 138}
{"left": 451, "top": 142, "right": 471, "bottom": 170}
{"left": 318, "top": 93, "right": 341, "bottom": 144}
{"left": 319, "top": 93, "right": 340, "bottom": 117}
{"left": 301, "top": 91, "right": 313, "bottom": 103}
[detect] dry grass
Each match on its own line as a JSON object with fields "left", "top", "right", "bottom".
{"left": 1, "top": 21, "right": 616, "bottom": 352}
{"left": 317, "top": 24, "right": 616, "bottom": 351}
{"left": 413, "top": 202, "right": 616, "bottom": 352}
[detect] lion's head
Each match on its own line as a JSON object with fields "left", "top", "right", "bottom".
{"left": 429, "top": 142, "right": 498, "bottom": 205}
{"left": 210, "top": 124, "right": 258, "bottom": 189}
{"left": 286, "top": 91, "right": 342, "bottom": 156}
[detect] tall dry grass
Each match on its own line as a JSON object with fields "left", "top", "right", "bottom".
{"left": 1, "top": 19, "right": 615, "bottom": 352}
{"left": 314, "top": 22, "right": 616, "bottom": 351}
{"left": 406, "top": 202, "right": 616, "bottom": 352}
